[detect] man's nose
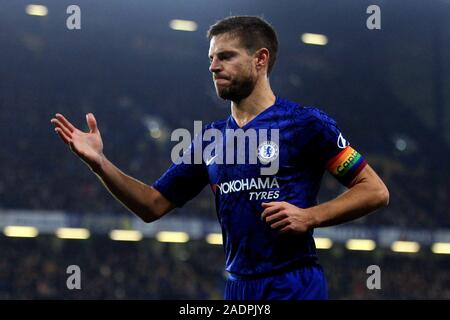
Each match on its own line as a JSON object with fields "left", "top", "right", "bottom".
{"left": 209, "top": 58, "right": 222, "bottom": 73}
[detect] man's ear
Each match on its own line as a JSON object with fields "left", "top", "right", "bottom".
{"left": 255, "top": 48, "right": 270, "bottom": 71}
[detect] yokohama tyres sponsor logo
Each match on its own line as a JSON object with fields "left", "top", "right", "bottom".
{"left": 216, "top": 177, "right": 279, "bottom": 195}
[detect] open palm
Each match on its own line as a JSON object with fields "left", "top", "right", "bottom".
{"left": 51, "top": 113, "right": 104, "bottom": 171}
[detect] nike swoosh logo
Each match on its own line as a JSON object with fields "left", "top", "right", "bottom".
{"left": 205, "top": 155, "right": 217, "bottom": 166}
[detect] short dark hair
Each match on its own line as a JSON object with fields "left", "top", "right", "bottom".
{"left": 207, "top": 16, "right": 278, "bottom": 75}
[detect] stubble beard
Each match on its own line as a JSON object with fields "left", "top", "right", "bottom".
{"left": 216, "top": 73, "right": 257, "bottom": 103}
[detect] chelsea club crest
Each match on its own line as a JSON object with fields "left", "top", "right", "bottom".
{"left": 257, "top": 141, "right": 279, "bottom": 164}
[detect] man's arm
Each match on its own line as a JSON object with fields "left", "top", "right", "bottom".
{"left": 93, "top": 157, "right": 175, "bottom": 222}
{"left": 309, "top": 164, "right": 389, "bottom": 228}
{"left": 51, "top": 113, "right": 175, "bottom": 223}
{"left": 261, "top": 164, "right": 389, "bottom": 233}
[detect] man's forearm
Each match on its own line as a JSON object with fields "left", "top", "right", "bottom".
{"left": 310, "top": 175, "right": 389, "bottom": 229}
{"left": 92, "top": 155, "right": 171, "bottom": 222}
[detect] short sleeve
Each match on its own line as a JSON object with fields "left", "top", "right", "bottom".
{"left": 307, "top": 108, "right": 367, "bottom": 186}
{"left": 152, "top": 134, "right": 209, "bottom": 208}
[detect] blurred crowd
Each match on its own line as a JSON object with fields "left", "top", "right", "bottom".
{"left": 320, "top": 248, "right": 450, "bottom": 299}
{"left": 1, "top": 5, "right": 449, "bottom": 229}
{"left": 0, "top": 81, "right": 449, "bottom": 229}
{"left": 0, "top": 236, "right": 449, "bottom": 299}
{"left": 0, "top": 236, "right": 225, "bottom": 299}
{"left": 1, "top": 0, "right": 449, "bottom": 301}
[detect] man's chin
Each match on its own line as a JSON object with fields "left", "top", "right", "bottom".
{"left": 216, "top": 88, "right": 232, "bottom": 101}
{"left": 215, "top": 83, "right": 253, "bottom": 101}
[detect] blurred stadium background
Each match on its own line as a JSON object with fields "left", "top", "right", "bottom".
{"left": 1, "top": 0, "right": 450, "bottom": 299}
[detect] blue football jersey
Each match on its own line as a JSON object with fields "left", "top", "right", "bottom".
{"left": 153, "top": 96, "right": 367, "bottom": 277}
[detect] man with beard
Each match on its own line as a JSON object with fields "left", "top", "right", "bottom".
{"left": 51, "top": 16, "right": 389, "bottom": 300}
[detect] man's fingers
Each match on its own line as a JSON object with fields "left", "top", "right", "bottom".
{"left": 86, "top": 113, "right": 98, "bottom": 133}
{"left": 54, "top": 127, "right": 71, "bottom": 145}
{"left": 51, "top": 118, "right": 73, "bottom": 139}
{"left": 55, "top": 113, "right": 76, "bottom": 132}
{"left": 261, "top": 205, "right": 281, "bottom": 221}
{"left": 261, "top": 201, "right": 281, "bottom": 208}
{"left": 265, "top": 211, "right": 288, "bottom": 224}
{"left": 279, "top": 225, "right": 295, "bottom": 233}
{"left": 270, "top": 219, "right": 290, "bottom": 230}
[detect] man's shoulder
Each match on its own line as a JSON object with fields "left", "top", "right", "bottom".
{"left": 278, "top": 97, "right": 335, "bottom": 125}
{"left": 203, "top": 118, "right": 228, "bottom": 130}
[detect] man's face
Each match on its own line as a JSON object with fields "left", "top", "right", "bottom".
{"left": 208, "top": 34, "right": 257, "bottom": 102}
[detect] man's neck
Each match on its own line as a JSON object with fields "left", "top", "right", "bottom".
{"left": 230, "top": 79, "right": 276, "bottom": 128}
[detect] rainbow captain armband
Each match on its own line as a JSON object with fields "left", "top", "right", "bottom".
{"left": 326, "top": 146, "right": 367, "bottom": 186}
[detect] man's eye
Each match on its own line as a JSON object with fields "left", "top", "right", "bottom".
{"left": 218, "top": 53, "right": 234, "bottom": 61}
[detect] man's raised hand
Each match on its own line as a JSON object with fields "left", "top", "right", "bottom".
{"left": 51, "top": 113, "right": 104, "bottom": 172}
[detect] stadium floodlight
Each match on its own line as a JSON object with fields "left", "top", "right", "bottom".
{"left": 56, "top": 228, "right": 90, "bottom": 240}
{"left": 431, "top": 242, "right": 450, "bottom": 254}
{"left": 169, "top": 19, "right": 198, "bottom": 32}
{"left": 301, "top": 33, "right": 328, "bottom": 46}
{"left": 206, "top": 233, "right": 223, "bottom": 245}
{"left": 25, "top": 4, "right": 48, "bottom": 16}
{"left": 4, "top": 226, "right": 39, "bottom": 238}
{"left": 314, "top": 237, "right": 333, "bottom": 249}
{"left": 345, "top": 239, "right": 376, "bottom": 251}
{"left": 156, "top": 231, "right": 189, "bottom": 243}
{"left": 109, "top": 229, "right": 143, "bottom": 242}
{"left": 391, "top": 241, "right": 420, "bottom": 253}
